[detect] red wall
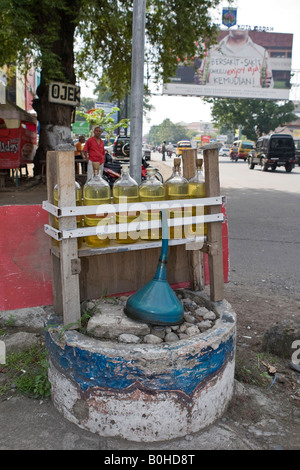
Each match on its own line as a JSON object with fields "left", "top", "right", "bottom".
{"left": 0, "top": 205, "right": 53, "bottom": 310}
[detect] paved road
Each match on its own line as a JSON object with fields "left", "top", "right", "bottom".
{"left": 219, "top": 155, "right": 300, "bottom": 193}
{"left": 151, "top": 151, "right": 300, "bottom": 300}
{"left": 218, "top": 156, "right": 300, "bottom": 300}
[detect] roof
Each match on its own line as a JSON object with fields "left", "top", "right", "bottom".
{"left": 0, "top": 100, "right": 37, "bottom": 123}
{"left": 258, "top": 133, "right": 293, "bottom": 139}
{"left": 217, "top": 30, "right": 293, "bottom": 48}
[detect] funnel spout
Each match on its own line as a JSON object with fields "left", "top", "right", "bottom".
{"left": 154, "top": 210, "right": 168, "bottom": 281}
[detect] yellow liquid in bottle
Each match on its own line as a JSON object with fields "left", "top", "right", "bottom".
{"left": 113, "top": 187, "right": 140, "bottom": 243}
{"left": 188, "top": 181, "right": 206, "bottom": 237}
{"left": 167, "top": 182, "right": 190, "bottom": 239}
{"left": 53, "top": 183, "right": 83, "bottom": 248}
{"left": 83, "top": 184, "right": 111, "bottom": 248}
{"left": 139, "top": 185, "right": 166, "bottom": 240}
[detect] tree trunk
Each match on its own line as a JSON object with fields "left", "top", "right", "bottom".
{"left": 32, "top": 8, "right": 77, "bottom": 175}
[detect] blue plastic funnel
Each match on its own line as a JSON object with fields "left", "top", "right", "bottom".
{"left": 124, "top": 210, "right": 184, "bottom": 325}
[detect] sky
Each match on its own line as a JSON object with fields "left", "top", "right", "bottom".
{"left": 80, "top": 0, "right": 300, "bottom": 134}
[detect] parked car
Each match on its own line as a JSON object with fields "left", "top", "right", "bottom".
{"left": 248, "top": 134, "right": 295, "bottom": 172}
{"left": 294, "top": 138, "right": 300, "bottom": 166}
{"left": 176, "top": 140, "right": 192, "bottom": 156}
{"left": 112, "top": 135, "right": 130, "bottom": 159}
{"left": 219, "top": 147, "right": 230, "bottom": 157}
{"left": 230, "top": 140, "right": 255, "bottom": 161}
{"left": 112, "top": 136, "right": 151, "bottom": 161}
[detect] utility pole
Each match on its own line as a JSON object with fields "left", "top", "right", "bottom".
{"left": 130, "top": 0, "right": 146, "bottom": 184}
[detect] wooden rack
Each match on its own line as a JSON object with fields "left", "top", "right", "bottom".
{"left": 43, "top": 145, "right": 224, "bottom": 326}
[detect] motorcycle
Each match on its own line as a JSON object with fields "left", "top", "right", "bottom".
{"left": 103, "top": 153, "right": 163, "bottom": 188}
{"left": 230, "top": 149, "right": 238, "bottom": 162}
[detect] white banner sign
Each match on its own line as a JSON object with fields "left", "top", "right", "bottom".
{"left": 164, "top": 30, "right": 293, "bottom": 101}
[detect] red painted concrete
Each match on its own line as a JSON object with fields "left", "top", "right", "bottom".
{"left": 0, "top": 205, "right": 53, "bottom": 310}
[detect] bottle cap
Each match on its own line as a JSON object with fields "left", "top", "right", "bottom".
{"left": 196, "top": 159, "right": 203, "bottom": 169}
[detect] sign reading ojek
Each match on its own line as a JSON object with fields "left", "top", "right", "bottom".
{"left": 0, "top": 340, "right": 5, "bottom": 365}
{"left": 49, "top": 82, "right": 80, "bottom": 106}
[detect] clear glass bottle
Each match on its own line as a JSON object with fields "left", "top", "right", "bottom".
{"left": 139, "top": 168, "right": 166, "bottom": 240}
{"left": 83, "top": 161, "right": 111, "bottom": 247}
{"left": 188, "top": 158, "right": 206, "bottom": 237}
{"left": 113, "top": 165, "right": 140, "bottom": 244}
{"left": 53, "top": 181, "right": 83, "bottom": 248}
{"left": 165, "top": 158, "right": 190, "bottom": 239}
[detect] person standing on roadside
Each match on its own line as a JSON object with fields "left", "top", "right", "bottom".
{"left": 82, "top": 126, "right": 105, "bottom": 181}
{"left": 74, "top": 135, "right": 86, "bottom": 173}
{"left": 161, "top": 141, "right": 166, "bottom": 161}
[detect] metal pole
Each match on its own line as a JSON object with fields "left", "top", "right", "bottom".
{"left": 130, "top": 0, "right": 146, "bottom": 184}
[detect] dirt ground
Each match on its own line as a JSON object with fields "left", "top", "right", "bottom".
{"left": 1, "top": 169, "right": 299, "bottom": 449}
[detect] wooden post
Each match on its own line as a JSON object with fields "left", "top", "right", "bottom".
{"left": 47, "top": 150, "right": 81, "bottom": 326}
{"left": 47, "top": 151, "right": 62, "bottom": 315}
{"left": 181, "top": 148, "right": 197, "bottom": 180}
{"left": 202, "top": 143, "right": 224, "bottom": 302}
{"left": 182, "top": 148, "right": 204, "bottom": 291}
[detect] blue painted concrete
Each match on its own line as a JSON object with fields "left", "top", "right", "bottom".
{"left": 45, "top": 328, "right": 235, "bottom": 397}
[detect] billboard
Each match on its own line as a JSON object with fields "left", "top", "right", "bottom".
{"left": 163, "top": 30, "right": 293, "bottom": 100}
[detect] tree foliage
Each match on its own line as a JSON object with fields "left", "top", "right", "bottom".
{"left": 76, "top": 97, "right": 96, "bottom": 120}
{"left": 0, "top": 0, "right": 222, "bottom": 170}
{"left": 76, "top": 107, "right": 130, "bottom": 141}
{"left": 0, "top": 0, "right": 222, "bottom": 98}
{"left": 207, "top": 98, "right": 297, "bottom": 141}
{"left": 76, "top": 0, "right": 221, "bottom": 100}
{"left": 0, "top": 0, "right": 81, "bottom": 81}
{"left": 147, "top": 119, "right": 197, "bottom": 146}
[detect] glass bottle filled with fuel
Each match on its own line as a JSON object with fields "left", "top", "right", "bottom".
{"left": 188, "top": 158, "right": 206, "bottom": 237}
{"left": 165, "top": 158, "right": 190, "bottom": 239}
{"left": 139, "top": 168, "right": 166, "bottom": 240}
{"left": 113, "top": 165, "right": 140, "bottom": 244}
{"left": 83, "top": 161, "right": 111, "bottom": 247}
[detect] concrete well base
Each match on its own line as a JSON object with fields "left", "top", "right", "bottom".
{"left": 45, "top": 294, "right": 236, "bottom": 442}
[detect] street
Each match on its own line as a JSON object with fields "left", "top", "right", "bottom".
{"left": 151, "top": 151, "right": 300, "bottom": 301}
{"left": 219, "top": 156, "right": 300, "bottom": 300}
